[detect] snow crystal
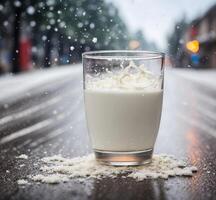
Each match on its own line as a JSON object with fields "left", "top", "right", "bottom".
{"left": 0, "top": 5, "right": 4, "bottom": 11}
{"left": 27, "top": 6, "right": 35, "bottom": 15}
{"left": 42, "top": 36, "right": 47, "bottom": 41}
{"left": 46, "top": 25, "right": 51, "bottom": 30}
{"left": 30, "top": 21, "right": 36, "bottom": 27}
{"left": 17, "top": 179, "right": 28, "bottom": 185}
{"left": 14, "top": 1, "right": 21, "bottom": 7}
{"left": 77, "top": 22, "right": 83, "bottom": 28}
{"left": 90, "top": 23, "right": 95, "bottom": 29}
{"left": 47, "top": 12, "right": 53, "bottom": 18}
{"left": 32, "top": 174, "right": 68, "bottom": 184}
{"left": 19, "top": 164, "right": 25, "bottom": 168}
{"left": 59, "top": 21, "right": 66, "bottom": 28}
{"left": 25, "top": 154, "right": 198, "bottom": 184}
{"left": 49, "top": 19, "right": 55, "bottom": 25}
{"left": 92, "top": 37, "right": 97, "bottom": 43}
{"left": 17, "top": 154, "right": 28, "bottom": 159}
{"left": 32, "top": 47, "right": 37, "bottom": 53}
{"left": 179, "top": 39, "right": 184, "bottom": 44}
{"left": 46, "top": 0, "right": 55, "bottom": 6}
{"left": 80, "top": 39, "right": 85, "bottom": 44}
{"left": 3, "top": 21, "right": 8, "bottom": 27}
{"left": 70, "top": 46, "right": 75, "bottom": 51}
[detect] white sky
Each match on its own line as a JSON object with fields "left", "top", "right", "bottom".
{"left": 108, "top": 0, "right": 216, "bottom": 50}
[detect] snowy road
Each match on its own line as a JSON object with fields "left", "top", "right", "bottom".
{"left": 0, "top": 66, "right": 216, "bottom": 200}
{"left": 0, "top": 64, "right": 82, "bottom": 102}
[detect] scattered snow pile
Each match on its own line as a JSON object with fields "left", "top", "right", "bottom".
{"left": 17, "top": 179, "right": 28, "bottom": 185}
{"left": 28, "top": 154, "right": 197, "bottom": 184}
{"left": 32, "top": 174, "right": 69, "bottom": 184}
{"left": 16, "top": 154, "right": 28, "bottom": 159}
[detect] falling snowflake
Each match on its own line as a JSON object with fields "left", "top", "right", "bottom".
{"left": 49, "top": 19, "right": 55, "bottom": 25}
{"left": 27, "top": 6, "right": 35, "bottom": 15}
{"left": 59, "top": 22, "right": 65, "bottom": 28}
{"left": 84, "top": 20, "right": 89, "bottom": 25}
{"left": 0, "top": 4, "right": 4, "bottom": 11}
{"left": 14, "top": 1, "right": 21, "bottom": 7}
{"left": 46, "top": 25, "right": 51, "bottom": 30}
{"left": 77, "top": 22, "right": 83, "bottom": 28}
{"left": 30, "top": 21, "right": 36, "bottom": 27}
{"left": 52, "top": 110, "right": 58, "bottom": 115}
{"left": 42, "top": 36, "right": 47, "bottom": 41}
{"left": 179, "top": 39, "right": 184, "bottom": 44}
{"left": 80, "top": 38, "right": 85, "bottom": 44}
{"left": 3, "top": 21, "right": 8, "bottom": 27}
{"left": 38, "top": 2, "right": 44, "bottom": 8}
{"left": 70, "top": 46, "right": 75, "bottom": 51}
{"left": 47, "top": 12, "right": 53, "bottom": 18}
{"left": 90, "top": 23, "right": 95, "bottom": 29}
{"left": 32, "top": 47, "right": 37, "bottom": 53}
{"left": 92, "top": 37, "right": 97, "bottom": 43}
{"left": 46, "top": 0, "right": 55, "bottom": 6}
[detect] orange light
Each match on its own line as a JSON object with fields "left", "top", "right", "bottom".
{"left": 186, "top": 40, "right": 199, "bottom": 53}
{"left": 129, "top": 40, "right": 140, "bottom": 49}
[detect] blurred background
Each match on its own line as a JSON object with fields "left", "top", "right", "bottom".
{"left": 0, "top": 0, "right": 216, "bottom": 74}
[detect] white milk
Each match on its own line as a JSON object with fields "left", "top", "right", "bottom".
{"left": 84, "top": 62, "right": 163, "bottom": 152}
{"left": 85, "top": 89, "right": 162, "bottom": 151}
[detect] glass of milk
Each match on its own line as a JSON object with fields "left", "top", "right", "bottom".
{"left": 83, "top": 51, "right": 165, "bottom": 166}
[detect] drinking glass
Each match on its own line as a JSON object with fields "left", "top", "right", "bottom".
{"left": 83, "top": 51, "right": 165, "bottom": 166}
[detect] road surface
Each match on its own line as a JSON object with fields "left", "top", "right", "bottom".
{"left": 0, "top": 65, "right": 216, "bottom": 200}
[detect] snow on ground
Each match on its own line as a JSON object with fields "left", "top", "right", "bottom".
{"left": 172, "top": 69, "right": 216, "bottom": 89}
{"left": 0, "top": 64, "right": 82, "bottom": 102}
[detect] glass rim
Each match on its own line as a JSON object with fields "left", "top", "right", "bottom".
{"left": 82, "top": 50, "right": 165, "bottom": 60}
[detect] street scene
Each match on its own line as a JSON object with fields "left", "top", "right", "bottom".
{"left": 0, "top": 0, "right": 216, "bottom": 200}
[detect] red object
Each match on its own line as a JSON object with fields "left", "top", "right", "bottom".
{"left": 190, "top": 27, "right": 197, "bottom": 38}
{"left": 19, "top": 38, "right": 32, "bottom": 71}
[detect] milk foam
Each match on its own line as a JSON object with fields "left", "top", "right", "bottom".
{"left": 86, "top": 61, "right": 162, "bottom": 91}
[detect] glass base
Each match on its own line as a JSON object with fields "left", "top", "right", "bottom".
{"left": 94, "top": 149, "right": 153, "bottom": 166}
